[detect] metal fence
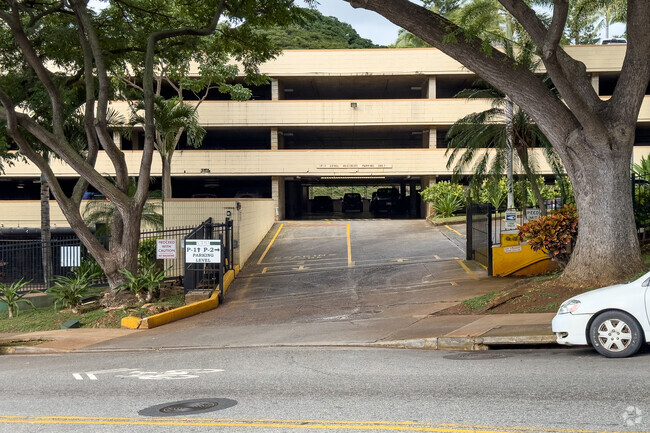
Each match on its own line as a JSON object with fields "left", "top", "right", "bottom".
{"left": 466, "top": 202, "right": 493, "bottom": 275}
{"left": 0, "top": 218, "right": 234, "bottom": 292}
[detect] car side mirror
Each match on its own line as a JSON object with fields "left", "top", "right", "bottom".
{"left": 643, "top": 278, "right": 650, "bottom": 287}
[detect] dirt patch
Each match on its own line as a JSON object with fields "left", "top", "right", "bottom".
{"left": 436, "top": 274, "right": 591, "bottom": 315}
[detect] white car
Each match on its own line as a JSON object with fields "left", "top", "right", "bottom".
{"left": 552, "top": 271, "right": 650, "bottom": 358}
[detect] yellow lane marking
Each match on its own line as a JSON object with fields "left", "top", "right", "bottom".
{"left": 445, "top": 225, "right": 464, "bottom": 236}
{"left": 257, "top": 224, "right": 284, "bottom": 265}
{"left": 456, "top": 259, "right": 479, "bottom": 280}
{"left": 0, "top": 416, "right": 635, "bottom": 433}
{"left": 347, "top": 223, "right": 354, "bottom": 267}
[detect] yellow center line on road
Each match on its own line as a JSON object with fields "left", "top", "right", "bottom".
{"left": 347, "top": 223, "right": 354, "bottom": 267}
{"left": 257, "top": 224, "right": 284, "bottom": 265}
{"left": 456, "top": 259, "right": 479, "bottom": 280}
{"left": 0, "top": 416, "right": 635, "bottom": 433}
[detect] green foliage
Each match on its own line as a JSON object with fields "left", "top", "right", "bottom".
{"left": 48, "top": 261, "right": 103, "bottom": 313}
{"left": 262, "top": 9, "right": 378, "bottom": 49}
{"left": 462, "top": 290, "right": 497, "bottom": 311}
{"left": 422, "top": 181, "right": 465, "bottom": 217}
{"left": 513, "top": 177, "right": 557, "bottom": 208}
{"left": 518, "top": 205, "right": 579, "bottom": 268}
{"left": 0, "top": 279, "right": 35, "bottom": 319}
{"left": 555, "top": 176, "right": 575, "bottom": 206}
{"left": 116, "top": 262, "right": 167, "bottom": 303}
{"left": 479, "top": 177, "right": 507, "bottom": 211}
{"left": 138, "top": 238, "right": 159, "bottom": 269}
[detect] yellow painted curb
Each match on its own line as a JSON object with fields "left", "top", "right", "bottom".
{"left": 121, "top": 266, "right": 239, "bottom": 330}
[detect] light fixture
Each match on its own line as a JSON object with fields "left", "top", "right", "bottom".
{"left": 321, "top": 176, "right": 385, "bottom": 180}
{"left": 17, "top": 183, "right": 24, "bottom": 189}
{"left": 350, "top": 102, "right": 358, "bottom": 108}
{"left": 411, "top": 131, "right": 423, "bottom": 135}
{"left": 282, "top": 132, "right": 294, "bottom": 137}
{"left": 283, "top": 88, "right": 294, "bottom": 93}
{"left": 410, "top": 86, "right": 422, "bottom": 91}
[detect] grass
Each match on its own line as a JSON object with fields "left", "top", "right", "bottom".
{"left": 427, "top": 214, "right": 467, "bottom": 225}
{"left": 461, "top": 290, "right": 498, "bottom": 311}
{"left": 0, "top": 292, "right": 186, "bottom": 333}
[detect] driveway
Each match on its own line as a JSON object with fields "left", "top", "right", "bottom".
{"left": 93, "top": 220, "right": 510, "bottom": 350}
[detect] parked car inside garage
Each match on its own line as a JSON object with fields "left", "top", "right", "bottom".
{"left": 342, "top": 193, "right": 363, "bottom": 213}
{"left": 370, "top": 188, "right": 400, "bottom": 215}
{"left": 312, "top": 195, "right": 334, "bottom": 213}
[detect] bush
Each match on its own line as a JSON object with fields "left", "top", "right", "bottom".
{"left": 518, "top": 204, "right": 578, "bottom": 268}
{"left": 48, "top": 260, "right": 103, "bottom": 314}
{"left": 479, "top": 177, "right": 507, "bottom": 211}
{"left": 422, "top": 181, "right": 465, "bottom": 217}
{"left": 116, "top": 262, "right": 167, "bottom": 303}
{"left": 0, "top": 278, "right": 35, "bottom": 318}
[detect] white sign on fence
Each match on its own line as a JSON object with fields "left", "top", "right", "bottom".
{"left": 504, "top": 210, "right": 518, "bottom": 231}
{"left": 60, "top": 246, "right": 81, "bottom": 267}
{"left": 185, "top": 239, "right": 221, "bottom": 264}
{"left": 156, "top": 239, "right": 177, "bottom": 260}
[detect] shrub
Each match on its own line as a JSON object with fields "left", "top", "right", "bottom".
{"left": 0, "top": 278, "right": 35, "bottom": 318}
{"left": 138, "top": 238, "right": 159, "bottom": 270}
{"left": 422, "top": 181, "right": 465, "bottom": 217}
{"left": 479, "top": 177, "right": 507, "bottom": 211}
{"left": 518, "top": 204, "right": 578, "bottom": 268}
{"left": 116, "top": 262, "right": 168, "bottom": 303}
{"left": 48, "top": 261, "right": 103, "bottom": 313}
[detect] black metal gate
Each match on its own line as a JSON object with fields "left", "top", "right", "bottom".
{"left": 466, "top": 202, "right": 493, "bottom": 276}
{"left": 184, "top": 218, "right": 234, "bottom": 300}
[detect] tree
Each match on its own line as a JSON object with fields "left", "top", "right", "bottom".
{"left": 130, "top": 97, "right": 206, "bottom": 200}
{"left": 0, "top": 0, "right": 311, "bottom": 298}
{"left": 262, "top": 9, "right": 377, "bottom": 49}
{"left": 344, "top": 0, "right": 650, "bottom": 286}
{"left": 446, "top": 77, "right": 565, "bottom": 216}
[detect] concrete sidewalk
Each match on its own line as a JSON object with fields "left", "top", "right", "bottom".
{"left": 0, "top": 312, "right": 556, "bottom": 354}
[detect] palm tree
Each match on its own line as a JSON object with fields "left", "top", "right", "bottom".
{"left": 130, "top": 96, "right": 206, "bottom": 199}
{"left": 445, "top": 78, "right": 565, "bottom": 216}
{"left": 83, "top": 178, "right": 163, "bottom": 238}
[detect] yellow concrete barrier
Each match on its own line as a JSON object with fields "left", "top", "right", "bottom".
{"left": 121, "top": 266, "right": 239, "bottom": 329}
{"left": 492, "top": 244, "right": 556, "bottom": 277}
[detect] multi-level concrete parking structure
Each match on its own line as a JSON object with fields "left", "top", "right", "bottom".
{"left": 1, "top": 46, "right": 649, "bottom": 227}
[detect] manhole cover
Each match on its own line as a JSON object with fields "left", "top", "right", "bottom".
{"left": 139, "top": 398, "right": 237, "bottom": 417}
{"left": 443, "top": 352, "right": 509, "bottom": 360}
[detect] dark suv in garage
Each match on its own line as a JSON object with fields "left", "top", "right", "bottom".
{"left": 342, "top": 193, "right": 363, "bottom": 213}
{"left": 370, "top": 188, "right": 400, "bottom": 215}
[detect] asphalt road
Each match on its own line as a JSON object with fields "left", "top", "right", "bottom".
{"left": 1, "top": 346, "right": 649, "bottom": 432}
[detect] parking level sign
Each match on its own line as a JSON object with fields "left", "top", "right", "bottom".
{"left": 185, "top": 240, "right": 221, "bottom": 263}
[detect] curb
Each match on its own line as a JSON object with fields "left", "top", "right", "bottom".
{"left": 373, "top": 335, "right": 557, "bottom": 351}
{"left": 121, "top": 267, "right": 239, "bottom": 330}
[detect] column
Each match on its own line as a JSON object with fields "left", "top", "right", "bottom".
{"left": 591, "top": 73, "right": 600, "bottom": 95}
{"left": 113, "top": 131, "right": 122, "bottom": 149}
{"left": 421, "top": 176, "right": 437, "bottom": 218}
{"left": 271, "top": 128, "right": 279, "bottom": 150}
{"left": 271, "top": 78, "right": 280, "bottom": 101}
{"left": 428, "top": 128, "right": 437, "bottom": 149}
{"left": 427, "top": 76, "right": 437, "bottom": 99}
{"left": 272, "top": 176, "right": 285, "bottom": 220}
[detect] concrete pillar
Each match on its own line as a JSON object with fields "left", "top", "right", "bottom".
{"left": 272, "top": 176, "right": 285, "bottom": 220}
{"left": 427, "top": 76, "right": 437, "bottom": 99}
{"left": 271, "top": 128, "right": 279, "bottom": 150}
{"left": 271, "top": 79, "right": 279, "bottom": 101}
{"left": 409, "top": 180, "right": 418, "bottom": 217}
{"left": 429, "top": 128, "right": 437, "bottom": 149}
{"left": 421, "top": 176, "right": 437, "bottom": 218}
{"left": 591, "top": 73, "right": 600, "bottom": 95}
{"left": 113, "top": 131, "right": 122, "bottom": 149}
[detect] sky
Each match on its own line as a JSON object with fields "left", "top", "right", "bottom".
{"left": 301, "top": 1, "right": 626, "bottom": 46}
{"left": 298, "top": 1, "right": 403, "bottom": 46}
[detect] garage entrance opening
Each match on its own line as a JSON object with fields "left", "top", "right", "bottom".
{"left": 284, "top": 177, "right": 424, "bottom": 220}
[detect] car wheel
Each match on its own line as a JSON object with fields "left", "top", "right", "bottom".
{"left": 588, "top": 311, "right": 644, "bottom": 358}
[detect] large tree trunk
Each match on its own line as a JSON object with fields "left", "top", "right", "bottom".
{"left": 559, "top": 133, "right": 643, "bottom": 287}
{"left": 40, "top": 176, "right": 52, "bottom": 285}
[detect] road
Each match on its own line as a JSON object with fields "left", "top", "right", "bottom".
{"left": 1, "top": 346, "right": 649, "bottom": 432}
